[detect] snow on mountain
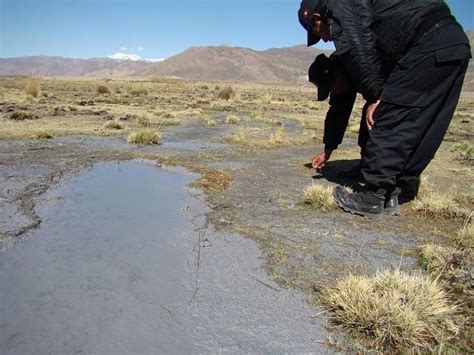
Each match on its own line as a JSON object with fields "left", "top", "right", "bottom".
{"left": 107, "top": 52, "right": 144, "bottom": 61}
{"left": 107, "top": 52, "right": 165, "bottom": 63}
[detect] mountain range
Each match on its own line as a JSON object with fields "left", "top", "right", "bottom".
{"left": 0, "top": 30, "right": 472, "bottom": 89}
{"left": 0, "top": 45, "right": 329, "bottom": 83}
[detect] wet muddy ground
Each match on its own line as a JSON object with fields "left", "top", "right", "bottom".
{"left": 1, "top": 161, "right": 329, "bottom": 353}
{"left": 1, "top": 78, "right": 472, "bottom": 352}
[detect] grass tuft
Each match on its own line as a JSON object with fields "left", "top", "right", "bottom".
{"left": 25, "top": 77, "right": 40, "bottom": 97}
{"left": 127, "top": 128, "right": 161, "bottom": 145}
{"left": 261, "top": 94, "right": 272, "bottom": 104}
{"left": 303, "top": 184, "right": 336, "bottom": 211}
{"left": 451, "top": 141, "right": 473, "bottom": 163}
{"left": 267, "top": 127, "right": 286, "bottom": 146}
{"left": 412, "top": 177, "right": 466, "bottom": 218}
{"left": 203, "top": 116, "right": 217, "bottom": 126}
{"left": 9, "top": 111, "right": 40, "bottom": 121}
{"left": 226, "top": 114, "right": 239, "bottom": 124}
{"left": 322, "top": 268, "right": 460, "bottom": 351}
{"left": 129, "top": 85, "right": 148, "bottom": 96}
{"left": 33, "top": 131, "right": 53, "bottom": 140}
{"left": 97, "top": 85, "right": 111, "bottom": 95}
{"left": 103, "top": 120, "right": 124, "bottom": 130}
{"left": 137, "top": 115, "right": 151, "bottom": 127}
{"left": 218, "top": 86, "right": 236, "bottom": 100}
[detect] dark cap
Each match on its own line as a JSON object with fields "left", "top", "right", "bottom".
{"left": 298, "top": 0, "right": 323, "bottom": 47}
{"left": 308, "top": 54, "right": 332, "bottom": 101}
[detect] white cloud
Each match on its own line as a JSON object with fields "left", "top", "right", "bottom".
{"left": 137, "top": 47, "right": 145, "bottom": 51}
{"left": 120, "top": 47, "right": 128, "bottom": 51}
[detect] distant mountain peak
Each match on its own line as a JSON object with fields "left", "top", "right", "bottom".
{"left": 107, "top": 52, "right": 144, "bottom": 61}
{"left": 107, "top": 52, "right": 165, "bottom": 63}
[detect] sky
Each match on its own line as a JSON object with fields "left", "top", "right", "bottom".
{"left": 0, "top": 0, "right": 473, "bottom": 59}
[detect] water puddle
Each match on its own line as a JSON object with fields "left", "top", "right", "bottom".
{"left": 0, "top": 161, "right": 327, "bottom": 353}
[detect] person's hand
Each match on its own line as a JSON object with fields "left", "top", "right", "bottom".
{"left": 366, "top": 100, "right": 381, "bottom": 131}
{"left": 312, "top": 149, "right": 333, "bottom": 171}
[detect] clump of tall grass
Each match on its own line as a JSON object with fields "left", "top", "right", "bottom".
{"left": 127, "top": 128, "right": 161, "bottom": 145}
{"left": 97, "top": 85, "right": 111, "bottom": 95}
{"left": 9, "top": 111, "right": 40, "bottom": 120}
{"left": 261, "top": 94, "right": 272, "bottom": 104}
{"left": 33, "top": 131, "right": 53, "bottom": 140}
{"left": 267, "top": 127, "right": 286, "bottom": 146}
{"left": 25, "top": 77, "right": 40, "bottom": 98}
{"left": 226, "top": 114, "right": 239, "bottom": 124}
{"left": 322, "top": 268, "right": 460, "bottom": 351}
{"left": 137, "top": 115, "right": 151, "bottom": 127}
{"left": 411, "top": 176, "right": 466, "bottom": 218}
{"left": 129, "top": 85, "right": 148, "bottom": 96}
{"left": 451, "top": 141, "right": 473, "bottom": 163}
{"left": 203, "top": 116, "right": 217, "bottom": 126}
{"left": 303, "top": 184, "right": 336, "bottom": 211}
{"left": 218, "top": 86, "right": 236, "bottom": 100}
{"left": 103, "top": 120, "right": 124, "bottom": 130}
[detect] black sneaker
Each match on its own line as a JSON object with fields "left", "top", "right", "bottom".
{"left": 398, "top": 177, "right": 421, "bottom": 204}
{"left": 333, "top": 186, "right": 385, "bottom": 219}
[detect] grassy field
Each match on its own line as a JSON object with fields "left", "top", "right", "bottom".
{"left": 0, "top": 76, "right": 473, "bottom": 352}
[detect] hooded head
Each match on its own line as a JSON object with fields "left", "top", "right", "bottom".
{"left": 298, "top": 0, "right": 323, "bottom": 46}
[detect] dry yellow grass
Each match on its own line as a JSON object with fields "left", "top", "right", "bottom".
{"left": 32, "top": 131, "right": 53, "bottom": 140}
{"left": 322, "top": 268, "right": 460, "bottom": 350}
{"left": 456, "top": 220, "right": 473, "bottom": 248}
{"left": 203, "top": 116, "right": 217, "bottom": 126}
{"left": 261, "top": 94, "right": 272, "bottom": 104}
{"left": 451, "top": 141, "right": 473, "bottom": 162}
{"left": 127, "top": 128, "right": 161, "bottom": 145}
{"left": 25, "top": 77, "right": 40, "bottom": 97}
{"left": 411, "top": 176, "right": 467, "bottom": 218}
{"left": 226, "top": 115, "right": 240, "bottom": 124}
{"left": 267, "top": 127, "right": 286, "bottom": 147}
{"left": 303, "top": 184, "right": 336, "bottom": 211}
{"left": 103, "top": 120, "right": 124, "bottom": 130}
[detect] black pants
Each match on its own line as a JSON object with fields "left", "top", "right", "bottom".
{"left": 361, "top": 22, "right": 470, "bottom": 189}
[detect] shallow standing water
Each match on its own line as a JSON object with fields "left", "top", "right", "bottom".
{"left": 0, "top": 161, "right": 328, "bottom": 354}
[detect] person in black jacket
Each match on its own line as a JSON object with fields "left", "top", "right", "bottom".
{"left": 308, "top": 53, "right": 366, "bottom": 171}
{"left": 299, "top": 0, "right": 471, "bottom": 218}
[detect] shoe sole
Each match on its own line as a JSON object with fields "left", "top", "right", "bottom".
{"left": 385, "top": 207, "right": 402, "bottom": 217}
{"left": 334, "top": 199, "right": 384, "bottom": 220}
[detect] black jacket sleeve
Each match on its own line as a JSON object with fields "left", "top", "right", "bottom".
{"left": 323, "top": 89, "right": 357, "bottom": 150}
{"left": 327, "top": 0, "right": 385, "bottom": 103}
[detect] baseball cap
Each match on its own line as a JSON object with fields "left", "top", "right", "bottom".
{"left": 308, "top": 54, "right": 332, "bottom": 101}
{"left": 298, "top": 0, "right": 323, "bottom": 46}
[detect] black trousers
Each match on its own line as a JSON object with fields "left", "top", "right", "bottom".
{"left": 361, "top": 21, "right": 471, "bottom": 189}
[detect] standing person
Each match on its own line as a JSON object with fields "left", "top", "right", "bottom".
{"left": 298, "top": 0, "right": 471, "bottom": 219}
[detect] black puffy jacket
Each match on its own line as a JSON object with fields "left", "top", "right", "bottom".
{"left": 320, "top": 0, "right": 451, "bottom": 102}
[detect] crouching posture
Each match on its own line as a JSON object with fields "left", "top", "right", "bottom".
{"left": 299, "top": 0, "right": 471, "bottom": 218}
